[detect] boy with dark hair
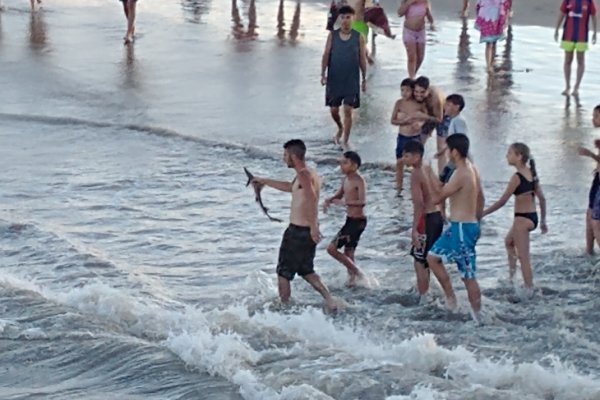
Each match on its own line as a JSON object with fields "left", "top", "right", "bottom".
{"left": 436, "top": 93, "right": 468, "bottom": 178}
{"left": 402, "top": 140, "right": 444, "bottom": 299}
{"left": 321, "top": 4, "right": 368, "bottom": 149}
{"left": 391, "top": 78, "right": 427, "bottom": 194}
{"left": 323, "top": 151, "right": 367, "bottom": 287}
{"left": 554, "top": 0, "right": 597, "bottom": 96}
{"left": 426, "top": 133, "right": 485, "bottom": 321}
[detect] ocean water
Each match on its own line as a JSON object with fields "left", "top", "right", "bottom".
{"left": 1, "top": 0, "right": 600, "bottom": 399}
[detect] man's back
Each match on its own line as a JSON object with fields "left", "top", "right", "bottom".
{"left": 448, "top": 162, "right": 480, "bottom": 222}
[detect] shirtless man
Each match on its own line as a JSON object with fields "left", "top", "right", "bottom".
{"left": 410, "top": 76, "right": 447, "bottom": 173}
{"left": 402, "top": 140, "right": 444, "bottom": 299}
{"left": 391, "top": 78, "right": 427, "bottom": 193}
{"left": 252, "top": 139, "right": 337, "bottom": 311}
{"left": 426, "top": 134, "right": 485, "bottom": 321}
{"left": 323, "top": 151, "right": 367, "bottom": 287}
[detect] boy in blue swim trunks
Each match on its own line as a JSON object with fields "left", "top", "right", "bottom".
{"left": 426, "top": 134, "right": 485, "bottom": 319}
{"left": 390, "top": 78, "right": 427, "bottom": 194}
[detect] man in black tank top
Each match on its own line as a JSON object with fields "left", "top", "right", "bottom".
{"left": 321, "top": 5, "right": 367, "bottom": 149}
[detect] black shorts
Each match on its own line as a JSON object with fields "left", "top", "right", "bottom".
{"left": 410, "top": 212, "right": 444, "bottom": 266}
{"left": 332, "top": 217, "right": 367, "bottom": 250}
{"left": 326, "top": 93, "right": 360, "bottom": 109}
{"left": 277, "top": 224, "right": 316, "bottom": 281}
{"left": 588, "top": 173, "right": 599, "bottom": 209}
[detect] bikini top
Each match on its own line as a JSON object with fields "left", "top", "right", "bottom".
{"left": 513, "top": 172, "right": 536, "bottom": 196}
{"left": 406, "top": 2, "right": 427, "bottom": 18}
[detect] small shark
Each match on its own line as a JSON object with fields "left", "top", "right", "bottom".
{"left": 244, "top": 167, "right": 283, "bottom": 223}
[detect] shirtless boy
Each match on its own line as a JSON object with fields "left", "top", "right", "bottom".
{"left": 390, "top": 78, "right": 427, "bottom": 193}
{"left": 426, "top": 134, "right": 485, "bottom": 321}
{"left": 402, "top": 140, "right": 444, "bottom": 298}
{"left": 252, "top": 139, "right": 337, "bottom": 311}
{"left": 323, "top": 151, "right": 367, "bottom": 287}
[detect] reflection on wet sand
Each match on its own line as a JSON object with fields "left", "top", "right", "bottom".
{"left": 181, "top": 0, "right": 211, "bottom": 24}
{"left": 121, "top": 42, "right": 141, "bottom": 90}
{"left": 455, "top": 17, "right": 474, "bottom": 83}
{"left": 231, "top": 0, "right": 257, "bottom": 40}
{"left": 277, "top": 0, "right": 301, "bottom": 44}
{"left": 485, "top": 24, "right": 514, "bottom": 104}
{"left": 29, "top": 10, "right": 48, "bottom": 54}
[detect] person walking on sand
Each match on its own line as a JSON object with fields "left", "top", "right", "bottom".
{"left": 482, "top": 143, "right": 548, "bottom": 294}
{"left": 120, "top": 0, "right": 138, "bottom": 44}
{"left": 397, "top": 0, "right": 434, "bottom": 79}
{"left": 426, "top": 134, "right": 485, "bottom": 321}
{"left": 475, "top": 0, "right": 512, "bottom": 73}
{"left": 554, "top": 0, "right": 597, "bottom": 96}
{"left": 321, "top": 5, "right": 367, "bottom": 150}
{"left": 251, "top": 139, "right": 338, "bottom": 312}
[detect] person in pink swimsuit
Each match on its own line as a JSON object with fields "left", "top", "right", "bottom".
{"left": 398, "top": 0, "right": 434, "bottom": 79}
{"left": 475, "top": 0, "right": 512, "bottom": 73}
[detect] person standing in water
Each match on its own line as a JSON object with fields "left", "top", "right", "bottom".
{"left": 323, "top": 151, "right": 367, "bottom": 287}
{"left": 577, "top": 104, "right": 600, "bottom": 254}
{"left": 390, "top": 78, "right": 427, "bottom": 194}
{"left": 30, "top": 0, "right": 42, "bottom": 12}
{"left": 402, "top": 140, "right": 444, "bottom": 300}
{"left": 554, "top": 0, "right": 597, "bottom": 96}
{"left": 120, "top": 0, "right": 138, "bottom": 44}
{"left": 321, "top": 5, "right": 367, "bottom": 150}
{"left": 482, "top": 143, "right": 548, "bottom": 293}
{"left": 475, "top": 0, "right": 512, "bottom": 73}
{"left": 251, "top": 140, "right": 337, "bottom": 312}
{"left": 426, "top": 134, "right": 485, "bottom": 320}
{"left": 397, "top": 0, "right": 434, "bottom": 79}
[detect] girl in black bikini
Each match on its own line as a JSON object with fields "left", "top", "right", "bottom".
{"left": 482, "top": 143, "right": 548, "bottom": 291}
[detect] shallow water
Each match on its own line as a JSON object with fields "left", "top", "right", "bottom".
{"left": 1, "top": 1, "right": 600, "bottom": 399}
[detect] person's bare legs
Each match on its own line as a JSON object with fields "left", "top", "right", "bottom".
{"left": 327, "top": 243, "right": 362, "bottom": 287}
{"left": 427, "top": 254, "right": 457, "bottom": 309}
{"left": 414, "top": 262, "right": 430, "bottom": 296}
{"left": 278, "top": 276, "right": 291, "bottom": 303}
{"left": 463, "top": 278, "right": 481, "bottom": 313}
{"left": 513, "top": 218, "right": 534, "bottom": 289}
{"left": 485, "top": 42, "right": 494, "bottom": 73}
{"left": 572, "top": 51, "right": 585, "bottom": 96}
{"left": 302, "top": 273, "right": 337, "bottom": 311}
{"left": 562, "top": 50, "right": 573, "bottom": 95}
{"left": 329, "top": 106, "right": 343, "bottom": 144}
{"left": 504, "top": 227, "right": 518, "bottom": 283}
{"left": 461, "top": 0, "right": 469, "bottom": 17}
{"left": 30, "top": 0, "right": 35, "bottom": 11}
{"left": 415, "top": 42, "right": 426, "bottom": 75}
{"left": 341, "top": 104, "right": 353, "bottom": 145}
{"left": 395, "top": 159, "right": 405, "bottom": 193}
{"left": 592, "top": 219, "right": 600, "bottom": 248}
{"left": 586, "top": 209, "right": 594, "bottom": 255}
{"left": 124, "top": 0, "right": 137, "bottom": 44}
{"left": 404, "top": 40, "right": 418, "bottom": 79}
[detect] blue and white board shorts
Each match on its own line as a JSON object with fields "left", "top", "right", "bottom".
{"left": 429, "top": 221, "right": 480, "bottom": 279}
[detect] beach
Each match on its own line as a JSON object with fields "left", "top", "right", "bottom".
{"left": 1, "top": 0, "right": 600, "bottom": 399}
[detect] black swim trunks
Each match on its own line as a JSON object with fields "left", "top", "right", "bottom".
{"left": 410, "top": 211, "right": 444, "bottom": 266}
{"left": 277, "top": 224, "right": 316, "bottom": 281}
{"left": 332, "top": 217, "right": 367, "bottom": 249}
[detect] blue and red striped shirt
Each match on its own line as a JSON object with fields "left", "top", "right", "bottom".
{"left": 561, "top": 0, "right": 597, "bottom": 43}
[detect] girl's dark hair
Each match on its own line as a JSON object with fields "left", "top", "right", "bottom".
{"left": 511, "top": 142, "right": 538, "bottom": 185}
